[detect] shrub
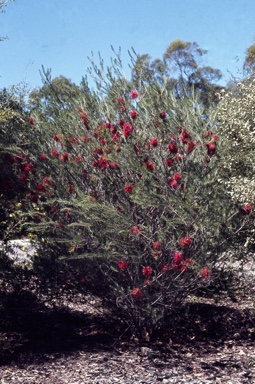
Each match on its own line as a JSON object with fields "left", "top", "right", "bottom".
{"left": 9, "top": 56, "right": 253, "bottom": 339}
{"left": 216, "top": 78, "right": 255, "bottom": 249}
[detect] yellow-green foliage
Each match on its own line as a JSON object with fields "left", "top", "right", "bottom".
{"left": 216, "top": 78, "right": 255, "bottom": 204}
{"left": 0, "top": 103, "right": 14, "bottom": 123}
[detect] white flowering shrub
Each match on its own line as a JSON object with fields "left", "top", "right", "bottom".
{"left": 216, "top": 79, "right": 255, "bottom": 204}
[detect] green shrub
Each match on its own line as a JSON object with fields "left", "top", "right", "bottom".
{"left": 7, "top": 57, "right": 253, "bottom": 338}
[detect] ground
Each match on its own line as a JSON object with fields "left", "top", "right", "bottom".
{"left": 0, "top": 276, "right": 254, "bottom": 384}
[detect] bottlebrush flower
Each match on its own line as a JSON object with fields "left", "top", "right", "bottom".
{"left": 131, "top": 226, "right": 140, "bottom": 234}
{"left": 23, "top": 162, "right": 33, "bottom": 172}
{"left": 145, "top": 161, "right": 155, "bottom": 171}
{"left": 50, "top": 148, "right": 59, "bottom": 157}
{"left": 130, "top": 89, "right": 139, "bottom": 99}
{"left": 142, "top": 266, "right": 153, "bottom": 276}
{"left": 181, "top": 131, "right": 190, "bottom": 144}
{"left": 170, "top": 179, "right": 178, "bottom": 189}
{"left": 206, "top": 142, "right": 216, "bottom": 156}
{"left": 123, "top": 123, "right": 132, "bottom": 138}
{"left": 59, "top": 153, "right": 69, "bottom": 162}
{"left": 53, "top": 133, "right": 62, "bottom": 142}
{"left": 168, "top": 143, "right": 178, "bottom": 154}
{"left": 42, "top": 177, "right": 51, "bottom": 185}
{"left": 69, "top": 185, "right": 75, "bottom": 192}
{"left": 199, "top": 266, "right": 211, "bottom": 278}
{"left": 28, "top": 118, "right": 35, "bottom": 125}
{"left": 118, "top": 260, "right": 127, "bottom": 270}
{"left": 166, "top": 158, "right": 174, "bottom": 167}
{"left": 124, "top": 185, "right": 133, "bottom": 193}
{"left": 130, "top": 110, "right": 138, "bottom": 119}
{"left": 116, "top": 97, "right": 125, "bottom": 105}
{"left": 173, "top": 173, "right": 182, "bottom": 181}
{"left": 39, "top": 153, "right": 48, "bottom": 161}
{"left": 149, "top": 138, "right": 158, "bottom": 147}
{"left": 159, "top": 111, "right": 167, "bottom": 119}
{"left": 161, "top": 264, "right": 170, "bottom": 272}
{"left": 74, "top": 156, "right": 83, "bottom": 163}
{"left": 19, "top": 173, "right": 28, "bottom": 183}
{"left": 132, "top": 287, "right": 142, "bottom": 298}
{"left": 179, "top": 237, "right": 192, "bottom": 248}
{"left": 153, "top": 241, "right": 161, "bottom": 250}
{"left": 36, "top": 183, "right": 45, "bottom": 191}
{"left": 184, "top": 258, "right": 193, "bottom": 267}
{"left": 240, "top": 203, "right": 252, "bottom": 215}
{"left": 186, "top": 141, "right": 196, "bottom": 154}
{"left": 173, "top": 251, "right": 183, "bottom": 265}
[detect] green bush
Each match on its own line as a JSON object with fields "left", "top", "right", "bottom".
{"left": 5, "top": 58, "right": 253, "bottom": 338}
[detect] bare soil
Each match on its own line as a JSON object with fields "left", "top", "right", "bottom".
{"left": 0, "top": 277, "right": 254, "bottom": 383}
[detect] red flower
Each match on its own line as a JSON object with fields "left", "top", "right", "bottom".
{"left": 179, "top": 237, "right": 192, "bottom": 248}
{"left": 153, "top": 241, "right": 161, "bottom": 250}
{"left": 118, "top": 260, "right": 127, "bottom": 270}
{"left": 149, "top": 138, "right": 158, "bottom": 147}
{"left": 186, "top": 141, "right": 196, "bottom": 154}
{"left": 42, "top": 177, "right": 51, "bottom": 185}
{"left": 199, "top": 266, "right": 211, "bottom": 278}
{"left": 130, "top": 89, "right": 139, "bottom": 99}
{"left": 162, "top": 264, "right": 170, "bottom": 272}
{"left": 124, "top": 185, "right": 133, "bottom": 194}
{"left": 74, "top": 156, "right": 83, "bottom": 163}
{"left": 170, "top": 179, "right": 178, "bottom": 189}
{"left": 50, "top": 148, "right": 59, "bottom": 157}
{"left": 131, "top": 226, "right": 140, "bottom": 234}
{"left": 111, "top": 132, "right": 120, "bottom": 142}
{"left": 39, "top": 153, "right": 48, "bottom": 161}
{"left": 99, "top": 155, "right": 108, "bottom": 168}
{"left": 132, "top": 287, "right": 142, "bottom": 298}
{"left": 36, "top": 183, "right": 45, "bottom": 191}
{"left": 100, "top": 138, "right": 107, "bottom": 146}
{"left": 173, "top": 251, "right": 183, "bottom": 265}
{"left": 77, "top": 109, "right": 90, "bottom": 130}
{"left": 69, "top": 185, "right": 75, "bottom": 192}
{"left": 53, "top": 133, "right": 62, "bottom": 142}
{"left": 166, "top": 158, "right": 174, "bottom": 167}
{"left": 206, "top": 142, "right": 216, "bottom": 156}
{"left": 59, "top": 153, "right": 69, "bottom": 162}
{"left": 181, "top": 131, "right": 190, "bottom": 144}
{"left": 142, "top": 266, "right": 153, "bottom": 276}
{"left": 118, "top": 119, "right": 125, "bottom": 127}
{"left": 123, "top": 123, "right": 132, "bottom": 138}
{"left": 19, "top": 173, "right": 28, "bottom": 183}
{"left": 130, "top": 110, "right": 138, "bottom": 119}
{"left": 92, "top": 160, "right": 99, "bottom": 167}
{"left": 116, "top": 97, "right": 125, "bottom": 105}
{"left": 184, "top": 258, "right": 193, "bottom": 267}
{"left": 145, "top": 161, "right": 154, "bottom": 171}
{"left": 152, "top": 251, "right": 160, "bottom": 259}
{"left": 108, "top": 162, "right": 118, "bottom": 169}
{"left": 173, "top": 173, "right": 182, "bottom": 181}
{"left": 176, "top": 154, "right": 183, "bottom": 161}
{"left": 240, "top": 203, "right": 252, "bottom": 215}
{"left": 181, "top": 258, "right": 194, "bottom": 271}
{"left": 159, "top": 111, "right": 167, "bottom": 119}
{"left": 28, "top": 117, "right": 35, "bottom": 125}
{"left": 82, "top": 134, "right": 90, "bottom": 143}
{"left": 23, "top": 162, "right": 33, "bottom": 172}
{"left": 168, "top": 143, "right": 178, "bottom": 154}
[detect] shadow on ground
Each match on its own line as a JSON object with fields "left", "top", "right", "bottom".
{"left": 0, "top": 289, "right": 254, "bottom": 366}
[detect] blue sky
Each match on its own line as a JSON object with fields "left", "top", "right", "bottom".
{"left": 0, "top": 0, "right": 255, "bottom": 90}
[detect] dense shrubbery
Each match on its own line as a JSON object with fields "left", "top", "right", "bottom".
{"left": 1, "top": 55, "right": 254, "bottom": 338}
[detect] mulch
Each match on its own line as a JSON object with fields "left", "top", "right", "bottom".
{"left": 0, "top": 280, "right": 255, "bottom": 383}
